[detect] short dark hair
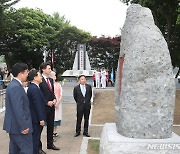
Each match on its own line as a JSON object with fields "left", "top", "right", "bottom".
{"left": 27, "top": 69, "right": 39, "bottom": 81}
{"left": 78, "top": 75, "right": 86, "bottom": 80}
{"left": 12, "top": 63, "right": 28, "bottom": 77}
{"left": 39, "top": 62, "right": 51, "bottom": 74}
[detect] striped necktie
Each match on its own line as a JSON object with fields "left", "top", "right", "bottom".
{"left": 46, "top": 78, "right": 52, "bottom": 91}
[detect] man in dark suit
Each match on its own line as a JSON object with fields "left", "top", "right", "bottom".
{"left": 39, "top": 62, "right": 60, "bottom": 150}
{"left": 27, "top": 69, "right": 46, "bottom": 154}
{"left": 73, "top": 75, "right": 92, "bottom": 137}
{"left": 3, "top": 63, "right": 33, "bottom": 154}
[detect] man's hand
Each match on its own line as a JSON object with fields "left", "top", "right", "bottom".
{"left": 21, "top": 128, "right": 29, "bottom": 134}
{"left": 53, "top": 99, "right": 57, "bottom": 106}
{"left": 47, "top": 101, "right": 54, "bottom": 107}
{"left": 40, "top": 120, "right": 45, "bottom": 126}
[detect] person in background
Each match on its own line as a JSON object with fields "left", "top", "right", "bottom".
{"left": 22, "top": 80, "right": 28, "bottom": 93}
{"left": 3, "top": 69, "right": 13, "bottom": 88}
{"left": 0, "top": 68, "right": 4, "bottom": 89}
{"left": 50, "top": 71, "right": 62, "bottom": 139}
{"left": 3, "top": 63, "right": 33, "bottom": 154}
{"left": 73, "top": 75, "right": 92, "bottom": 137}
{"left": 101, "top": 68, "right": 107, "bottom": 88}
{"left": 106, "top": 69, "right": 109, "bottom": 87}
{"left": 92, "top": 71, "right": 96, "bottom": 87}
{"left": 39, "top": 62, "right": 60, "bottom": 151}
{"left": 95, "top": 69, "right": 101, "bottom": 89}
{"left": 27, "top": 69, "right": 46, "bottom": 154}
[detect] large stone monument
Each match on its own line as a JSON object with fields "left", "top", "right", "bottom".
{"left": 100, "top": 4, "right": 180, "bottom": 154}
{"left": 62, "top": 44, "right": 94, "bottom": 84}
{"left": 72, "top": 44, "right": 91, "bottom": 71}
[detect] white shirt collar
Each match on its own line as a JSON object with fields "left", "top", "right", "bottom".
{"left": 42, "top": 74, "right": 49, "bottom": 81}
{"left": 14, "top": 77, "right": 22, "bottom": 85}
{"left": 31, "top": 82, "right": 40, "bottom": 88}
{"left": 80, "top": 84, "right": 85, "bottom": 87}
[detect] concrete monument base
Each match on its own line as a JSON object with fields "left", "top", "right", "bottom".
{"left": 100, "top": 123, "right": 180, "bottom": 154}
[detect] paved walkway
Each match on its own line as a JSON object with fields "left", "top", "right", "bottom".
{"left": 0, "top": 86, "right": 103, "bottom": 154}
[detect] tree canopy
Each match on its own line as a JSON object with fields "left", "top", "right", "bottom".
{"left": 0, "top": 7, "right": 92, "bottom": 69}
{"left": 0, "top": 2, "right": 120, "bottom": 75}
{"left": 0, "top": 0, "right": 20, "bottom": 36}
{"left": 87, "top": 36, "right": 121, "bottom": 72}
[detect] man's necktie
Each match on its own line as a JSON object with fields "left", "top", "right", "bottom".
{"left": 46, "top": 78, "right": 52, "bottom": 91}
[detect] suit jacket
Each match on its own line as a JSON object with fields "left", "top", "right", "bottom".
{"left": 3, "top": 79, "right": 33, "bottom": 134}
{"left": 39, "top": 77, "right": 56, "bottom": 113}
{"left": 27, "top": 83, "right": 46, "bottom": 124}
{"left": 73, "top": 84, "right": 92, "bottom": 111}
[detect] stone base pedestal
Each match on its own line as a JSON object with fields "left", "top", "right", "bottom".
{"left": 100, "top": 123, "right": 180, "bottom": 154}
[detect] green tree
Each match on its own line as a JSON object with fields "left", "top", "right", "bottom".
{"left": 0, "top": 8, "right": 69, "bottom": 68}
{"left": 87, "top": 36, "right": 121, "bottom": 71}
{"left": 0, "top": 7, "right": 92, "bottom": 72}
{"left": 0, "top": 0, "right": 20, "bottom": 35}
{"left": 1, "top": 8, "right": 50, "bottom": 68}
{"left": 52, "top": 26, "right": 92, "bottom": 72}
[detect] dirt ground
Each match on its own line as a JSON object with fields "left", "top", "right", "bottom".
{"left": 91, "top": 90, "right": 180, "bottom": 125}
{"left": 88, "top": 90, "right": 180, "bottom": 154}
{"left": 91, "top": 90, "right": 115, "bottom": 124}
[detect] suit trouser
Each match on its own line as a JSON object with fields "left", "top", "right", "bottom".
{"left": 32, "top": 122, "right": 43, "bottom": 154}
{"left": 9, "top": 133, "right": 33, "bottom": 154}
{"left": 76, "top": 108, "right": 90, "bottom": 133}
{"left": 46, "top": 110, "right": 55, "bottom": 147}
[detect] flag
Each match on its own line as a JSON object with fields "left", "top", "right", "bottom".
{"left": 51, "top": 52, "right": 54, "bottom": 65}
{"left": 110, "top": 68, "right": 114, "bottom": 83}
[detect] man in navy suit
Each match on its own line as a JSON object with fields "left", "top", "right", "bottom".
{"left": 3, "top": 63, "right": 33, "bottom": 154}
{"left": 39, "top": 62, "right": 60, "bottom": 150}
{"left": 27, "top": 69, "right": 46, "bottom": 154}
{"left": 73, "top": 75, "right": 92, "bottom": 137}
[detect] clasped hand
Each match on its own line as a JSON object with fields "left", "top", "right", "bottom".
{"left": 47, "top": 99, "right": 57, "bottom": 107}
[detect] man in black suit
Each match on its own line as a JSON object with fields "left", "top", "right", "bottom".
{"left": 27, "top": 69, "right": 46, "bottom": 154}
{"left": 39, "top": 62, "right": 60, "bottom": 151}
{"left": 73, "top": 75, "right": 92, "bottom": 137}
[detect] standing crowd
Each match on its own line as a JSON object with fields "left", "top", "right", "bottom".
{"left": 92, "top": 68, "right": 110, "bottom": 89}
{"left": 0, "top": 67, "right": 13, "bottom": 89}
{"left": 3, "top": 62, "right": 92, "bottom": 154}
{"left": 3, "top": 62, "right": 62, "bottom": 154}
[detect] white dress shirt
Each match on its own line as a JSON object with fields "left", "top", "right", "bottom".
{"left": 80, "top": 84, "right": 86, "bottom": 97}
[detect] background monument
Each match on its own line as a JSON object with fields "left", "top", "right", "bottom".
{"left": 62, "top": 44, "right": 94, "bottom": 84}
{"left": 100, "top": 4, "right": 180, "bottom": 154}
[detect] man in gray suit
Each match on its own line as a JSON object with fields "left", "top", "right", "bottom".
{"left": 3, "top": 63, "right": 33, "bottom": 154}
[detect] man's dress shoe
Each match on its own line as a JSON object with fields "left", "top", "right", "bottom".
{"left": 47, "top": 144, "right": 60, "bottom": 150}
{"left": 74, "top": 132, "right": 80, "bottom": 137}
{"left": 83, "top": 132, "right": 90, "bottom": 137}
{"left": 38, "top": 149, "right": 46, "bottom": 154}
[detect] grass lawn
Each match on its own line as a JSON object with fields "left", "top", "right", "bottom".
{"left": 87, "top": 139, "right": 100, "bottom": 154}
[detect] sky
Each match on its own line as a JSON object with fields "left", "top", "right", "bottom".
{"left": 14, "top": 0, "right": 128, "bottom": 37}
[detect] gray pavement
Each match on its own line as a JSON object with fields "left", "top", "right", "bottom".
{"left": 61, "top": 86, "right": 76, "bottom": 104}
{"left": 0, "top": 86, "right": 103, "bottom": 154}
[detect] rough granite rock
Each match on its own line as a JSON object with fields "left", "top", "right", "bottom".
{"left": 115, "top": 4, "right": 175, "bottom": 139}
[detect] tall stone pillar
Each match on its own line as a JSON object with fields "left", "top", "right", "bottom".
{"left": 115, "top": 4, "right": 175, "bottom": 139}
{"left": 100, "top": 4, "right": 180, "bottom": 154}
